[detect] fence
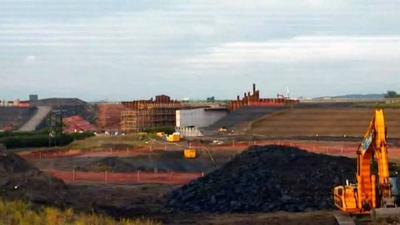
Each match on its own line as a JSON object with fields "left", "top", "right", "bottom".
{"left": 176, "top": 127, "right": 203, "bottom": 137}
{"left": 44, "top": 170, "right": 203, "bottom": 185}
{"left": 20, "top": 140, "right": 400, "bottom": 160}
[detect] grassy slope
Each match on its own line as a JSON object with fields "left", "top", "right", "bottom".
{"left": 0, "top": 198, "right": 160, "bottom": 225}
{"left": 355, "top": 102, "right": 400, "bottom": 109}
{"left": 67, "top": 133, "right": 154, "bottom": 150}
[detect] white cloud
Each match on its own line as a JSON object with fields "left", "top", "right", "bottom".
{"left": 24, "top": 55, "right": 36, "bottom": 64}
{"left": 184, "top": 36, "right": 400, "bottom": 66}
{"left": 1, "top": 1, "right": 400, "bottom": 100}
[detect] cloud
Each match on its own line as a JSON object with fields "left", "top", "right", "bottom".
{"left": 184, "top": 36, "right": 400, "bottom": 67}
{"left": 1, "top": 1, "right": 400, "bottom": 100}
{"left": 24, "top": 55, "right": 36, "bottom": 64}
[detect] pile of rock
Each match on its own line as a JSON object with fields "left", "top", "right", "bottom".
{"left": 167, "top": 145, "right": 355, "bottom": 213}
{"left": 0, "top": 147, "right": 67, "bottom": 205}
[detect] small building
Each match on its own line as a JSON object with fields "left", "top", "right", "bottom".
{"left": 176, "top": 107, "right": 228, "bottom": 128}
{"left": 176, "top": 107, "right": 228, "bottom": 137}
{"left": 29, "top": 94, "right": 38, "bottom": 102}
{"left": 0, "top": 99, "right": 30, "bottom": 108}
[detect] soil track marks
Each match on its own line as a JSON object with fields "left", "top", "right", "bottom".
{"left": 248, "top": 108, "right": 400, "bottom": 138}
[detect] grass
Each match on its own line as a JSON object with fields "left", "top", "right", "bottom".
{"left": 67, "top": 133, "right": 155, "bottom": 150}
{"left": 0, "top": 198, "right": 161, "bottom": 225}
{"left": 0, "top": 131, "right": 94, "bottom": 149}
{"left": 354, "top": 102, "right": 400, "bottom": 109}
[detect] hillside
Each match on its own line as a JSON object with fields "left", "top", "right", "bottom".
{"left": 0, "top": 107, "right": 37, "bottom": 131}
{"left": 35, "top": 98, "right": 96, "bottom": 123}
{"left": 247, "top": 108, "right": 400, "bottom": 138}
{"left": 205, "top": 107, "right": 284, "bottom": 134}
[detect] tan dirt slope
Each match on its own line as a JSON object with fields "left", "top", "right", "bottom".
{"left": 247, "top": 108, "right": 400, "bottom": 138}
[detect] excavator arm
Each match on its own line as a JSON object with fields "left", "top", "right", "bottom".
{"left": 334, "top": 109, "right": 398, "bottom": 215}
{"left": 356, "top": 109, "right": 394, "bottom": 211}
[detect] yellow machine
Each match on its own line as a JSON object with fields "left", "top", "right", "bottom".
{"left": 167, "top": 132, "right": 181, "bottom": 142}
{"left": 334, "top": 109, "right": 399, "bottom": 216}
{"left": 218, "top": 127, "right": 228, "bottom": 134}
{"left": 183, "top": 148, "right": 197, "bottom": 159}
{"left": 156, "top": 132, "right": 165, "bottom": 138}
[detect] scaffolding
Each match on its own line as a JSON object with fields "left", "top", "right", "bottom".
{"left": 120, "top": 95, "right": 182, "bottom": 133}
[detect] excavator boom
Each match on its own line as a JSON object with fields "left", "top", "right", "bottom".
{"left": 334, "top": 109, "right": 399, "bottom": 217}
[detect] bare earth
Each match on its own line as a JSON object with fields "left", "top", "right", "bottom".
{"left": 248, "top": 108, "right": 400, "bottom": 138}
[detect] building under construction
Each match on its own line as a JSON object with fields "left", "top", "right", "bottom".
{"left": 121, "top": 95, "right": 182, "bottom": 133}
{"left": 96, "top": 103, "right": 127, "bottom": 132}
{"left": 229, "top": 84, "right": 299, "bottom": 111}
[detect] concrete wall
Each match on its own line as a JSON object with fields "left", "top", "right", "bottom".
{"left": 176, "top": 108, "right": 227, "bottom": 128}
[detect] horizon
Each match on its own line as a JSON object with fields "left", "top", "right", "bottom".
{"left": 0, "top": 91, "right": 390, "bottom": 103}
{"left": 1, "top": 1, "right": 400, "bottom": 101}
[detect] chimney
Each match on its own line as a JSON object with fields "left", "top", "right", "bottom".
{"left": 253, "top": 83, "right": 256, "bottom": 95}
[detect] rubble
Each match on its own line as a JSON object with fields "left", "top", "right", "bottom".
{"left": 167, "top": 145, "right": 356, "bottom": 213}
{"left": 0, "top": 147, "right": 67, "bottom": 205}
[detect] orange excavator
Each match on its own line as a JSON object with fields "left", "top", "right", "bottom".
{"left": 334, "top": 109, "right": 400, "bottom": 217}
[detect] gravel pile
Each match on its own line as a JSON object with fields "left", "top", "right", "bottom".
{"left": 167, "top": 145, "right": 355, "bottom": 213}
{"left": 0, "top": 147, "right": 67, "bottom": 205}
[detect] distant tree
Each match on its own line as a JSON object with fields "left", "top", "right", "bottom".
{"left": 385, "top": 91, "right": 400, "bottom": 98}
{"left": 207, "top": 96, "right": 215, "bottom": 102}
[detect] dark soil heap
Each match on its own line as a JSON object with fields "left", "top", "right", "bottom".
{"left": 0, "top": 147, "right": 67, "bottom": 205}
{"left": 167, "top": 145, "right": 356, "bottom": 213}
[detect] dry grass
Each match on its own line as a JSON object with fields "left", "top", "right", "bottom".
{"left": 0, "top": 198, "right": 161, "bottom": 225}
{"left": 67, "top": 133, "right": 153, "bottom": 150}
{"left": 355, "top": 102, "right": 400, "bottom": 109}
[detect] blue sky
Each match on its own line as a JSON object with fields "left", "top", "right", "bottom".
{"left": 1, "top": 0, "right": 400, "bottom": 101}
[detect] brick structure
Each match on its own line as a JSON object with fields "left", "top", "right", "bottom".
{"left": 121, "top": 95, "right": 182, "bottom": 133}
{"left": 96, "top": 103, "right": 127, "bottom": 132}
{"left": 229, "top": 84, "right": 299, "bottom": 111}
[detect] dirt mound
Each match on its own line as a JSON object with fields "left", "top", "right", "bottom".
{"left": 34, "top": 98, "right": 96, "bottom": 123}
{"left": 0, "top": 151, "right": 35, "bottom": 173}
{"left": 84, "top": 157, "right": 135, "bottom": 172}
{"left": 167, "top": 145, "right": 355, "bottom": 213}
{"left": 205, "top": 107, "right": 283, "bottom": 134}
{"left": 248, "top": 108, "right": 400, "bottom": 138}
{"left": 0, "top": 148, "right": 67, "bottom": 205}
{"left": 76, "top": 151, "right": 233, "bottom": 173}
{"left": 0, "top": 107, "right": 36, "bottom": 130}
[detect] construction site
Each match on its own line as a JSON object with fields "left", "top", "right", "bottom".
{"left": 4, "top": 0, "right": 400, "bottom": 224}
{"left": 1, "top": 84, "right": 400, "bottom": 225}
{"left": 120, "top": 95, "right": 182, "bottom": 133}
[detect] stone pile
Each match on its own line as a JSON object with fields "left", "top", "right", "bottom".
{"left": 167, "top": 145, "right": 355, "bottom": 213}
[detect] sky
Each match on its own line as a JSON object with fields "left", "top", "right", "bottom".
{"left": 1, "top": 0, "right": 400, "bottom": 101}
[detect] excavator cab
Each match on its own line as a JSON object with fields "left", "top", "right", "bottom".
{"left": 390, "top": 176, "right": 400, "bottom": 205}
{"left": 385, "top": 176, "right": 399, "bottom": 206}
{"left": 334, "top": 184, "right": 363, "bottom": 214}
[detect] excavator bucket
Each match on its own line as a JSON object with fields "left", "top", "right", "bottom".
{"left": 372, "top": 208, "right": 400, "bottom": 219}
